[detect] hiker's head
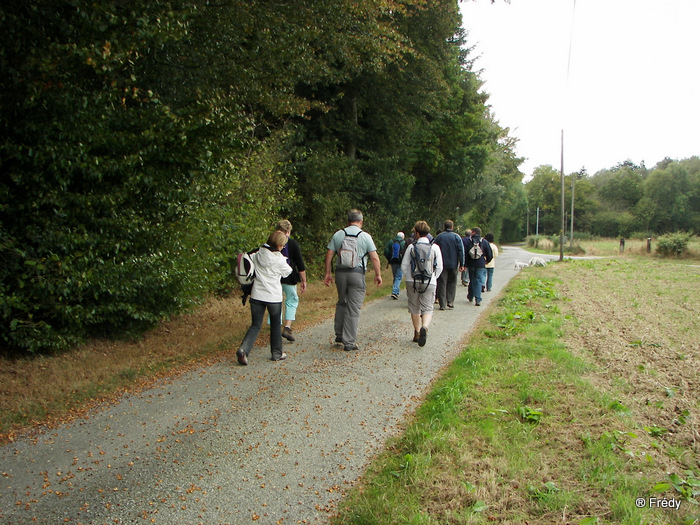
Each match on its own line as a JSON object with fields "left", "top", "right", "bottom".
{"left": 347, "top": 209, "right": 363, "bottom": 225}
{"left": 276, "top": 219, "right": 292, "bottom": 235}
{"left": 397, "top": 232, "right": 405, "bottom": 240}
{"left": 413, "top": 221, "right": 430, "bottom": 238}
{"left": 443, "top": 220, "right": 454, "bottom": 230}
{"left": 471, "top": 227, "right": 482, "bottom": 236}
{"left": 267, "top": 230, "right": 288, "bottom": 251}
{"left": 485, "top": 232, "right": 495, "bottom": 243}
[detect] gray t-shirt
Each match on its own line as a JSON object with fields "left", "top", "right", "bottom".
{"left": 327, "top": 225, "right": 377, "bottom": 270}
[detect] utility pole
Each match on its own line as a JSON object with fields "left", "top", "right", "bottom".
{"left": 570, "top": 175, "right": 575, "bottom": 247}
{"left": 559, "top": 129, "right": 565, "bottom": 261}
{"left": 536, "top": 207, "right": 540, "bottom": 236}
{"left": 526, "top": 207, "right": 530, "bottom": 238}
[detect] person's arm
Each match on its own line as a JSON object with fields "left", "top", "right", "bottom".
{"left": 400, "top": 245, "right": 412, "bottom": 278}
{"left": 457, "top": 234, "right": 465, "bottom": 270}
{"left": 368, "top": 251, "right": 382, "bottom": 286}
{"left": 324, "top": 249, "right": 335, "bottom": 286}
{"left": 433, "top": 245, "right": 444, "bottom": 280}
{"left": 291, "top": 240, "right": 307, "bottom": 292}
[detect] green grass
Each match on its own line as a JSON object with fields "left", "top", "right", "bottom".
{"left": 331, "top": 270, "right": 700, "bottom": 524}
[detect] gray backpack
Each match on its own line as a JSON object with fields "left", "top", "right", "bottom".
{"left": 411, "top": 242, "right": 434, "bottom": 293}
{"left": 337, "top": 229, "right": 365, "bottom": 270}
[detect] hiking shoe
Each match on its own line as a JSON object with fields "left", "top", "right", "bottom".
{"left": 343, "top": 344, "right": 359, "bottom": 352}
{"left": 413, "top": 331, "right": 420, "bottom": 343}
{"left": 447, "top": 303, "right": 454, "bottom": 309}
{"left": 418, "top": 328, "right": 427, "bottom": 347}
{"left": 439, "top": 306, "right": 445, "bottom": 311}
{"left": 391, "top": 293, "right": 399, "bottom": 300}
{"left": 270, "top": 353, "right": 287, "bottom": 362}
{"left": 467, "top": 295, "right": 473, "bottom": 302}
{"left": 236, "top": 348, "right": 248, "bottom": 366}
{"left": 282, "top": 327, "right": 295, "bottom": 342}
{"left": 335, "top": 336, "right": 343, "bottom": 343}
{"left": 475, "top": 301, "right": 481, "bottom": 307}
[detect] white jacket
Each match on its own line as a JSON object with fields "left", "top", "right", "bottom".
{"left": 400, "top": 238, "right": 443, "bottom": 286}
{"left": 250, "top": 245, "right": 292, "bottom": 303}
{"left": 485, "top": 243, "right": 499, "bottom": 269}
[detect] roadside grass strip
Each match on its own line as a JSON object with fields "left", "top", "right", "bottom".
{"left": 332, "top": 271, "right": 700, "bottom": 524}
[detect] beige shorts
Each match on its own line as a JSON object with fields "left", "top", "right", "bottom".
{"left": 406, "top": 282, "right": 436, "bottom": 315}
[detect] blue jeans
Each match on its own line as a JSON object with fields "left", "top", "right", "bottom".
{"left": 240, "top": 299, "right": 283, "bottom": 360}
{"left": 467, "top": 267, "right": 487, "bottom": 303}
{"left": 486, "top": 268, "right": 494, "bottom": 291}
{"left": 390, "top": 263, "right": 403, "bottom": 296}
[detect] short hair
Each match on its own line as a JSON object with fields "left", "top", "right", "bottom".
{"left": 267, "top": 230, "right": 288, "bottom": 251}
{"left": 348, "top": 209, "right": 363, "bottom": 223}
{"left": 485, "top": 233, "right": 495, "bottom": 243}
{"left": 471, "top": 227, "right": 482, "bottom": 236}
{"left": 276, "top": 219, "right": 292, "bottom": 233}
{"left": 413, "top": 221, "right": 431, "bottom": 237}
{"left": 444, "top": 220, "right": 454, "bottom": 230}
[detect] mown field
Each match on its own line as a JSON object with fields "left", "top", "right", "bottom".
{"left": 331, "top": 255, "right": 700, "bottom": 524}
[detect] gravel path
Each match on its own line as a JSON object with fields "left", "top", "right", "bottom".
{"left": 1, "top": 246, "right": 552, "bottom": 524}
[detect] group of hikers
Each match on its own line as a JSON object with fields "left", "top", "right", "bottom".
{"left": 235, "top": 210, "right": 497, "bottom": 365}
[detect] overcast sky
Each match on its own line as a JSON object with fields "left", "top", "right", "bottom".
{"left": 459, "top": 0, "right": 700, "bottom": 176}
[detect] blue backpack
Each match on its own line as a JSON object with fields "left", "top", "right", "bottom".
{"left": 389, "top": 241, "right": 402, "bottom": 264}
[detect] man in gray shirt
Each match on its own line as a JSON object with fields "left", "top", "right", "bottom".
{"left": 324, "top": 209, "right": 383, "bottom": 351}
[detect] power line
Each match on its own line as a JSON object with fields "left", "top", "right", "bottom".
{"left": 560, "top": 0, "right": 576, "bottom": 261}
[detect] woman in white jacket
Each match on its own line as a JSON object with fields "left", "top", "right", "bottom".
{"left": 236, "top": 230, "right": 292, "bottom": 365}
{"left": 401, "top": 221, "right": 443, "bottom": 347}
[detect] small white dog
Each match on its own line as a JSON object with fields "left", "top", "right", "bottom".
{"left": 528, "top": 257, "right": 547, "bottom": 267}
{"left": 514, "top": 261, "right": 529, "bottom": 270}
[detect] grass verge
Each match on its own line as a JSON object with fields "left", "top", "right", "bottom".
{"left": 0, "top": 274, "right": 393, "bottom": 441}
{"left": 331, "top": 259, "right": 700, "bottom": 524}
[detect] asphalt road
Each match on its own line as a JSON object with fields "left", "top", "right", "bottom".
{"left": 0, "top": 246, "right": 552, "bottom": 525}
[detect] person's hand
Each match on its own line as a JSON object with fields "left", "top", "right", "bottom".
{"left": 374, "top": 274, "right": 382, "bottom": 286}
{"left": 324, "top": 273, "right": 333, "bottom": 286}
{"left": 300, "top": 281, "right": 307, "bottom": 294}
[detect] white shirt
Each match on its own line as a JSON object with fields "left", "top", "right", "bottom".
{"left": 400, "top": 238, "right": 443, "bottom": 285}
{"left": 250, "top": 246, "right": 292, "bottom": 303}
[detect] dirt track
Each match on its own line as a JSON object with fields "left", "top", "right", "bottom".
{"left": 0, "top": 246, "right": 549, "bottom": 524}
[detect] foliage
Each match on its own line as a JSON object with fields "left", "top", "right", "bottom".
{"left": 1, "top": 0, "right": 514, "bottom": 353}
{"left": 523, "top": 158, "right": 700, "bottom": 242}
{"left": 655, "top": 232, "right": 694, "bottom": 257}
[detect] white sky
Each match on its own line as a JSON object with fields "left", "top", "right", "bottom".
{"left": 459, "top": 0, "right": 700, "bottom": 176}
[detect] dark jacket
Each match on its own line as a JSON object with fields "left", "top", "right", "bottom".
{"left": 463, "top": 235, "right": 493, "bottom": 268}
{"left": 281, "top": 237, "right": 306, "bottom": 285}
{"left": 434, "top": 229, "right": 465, "bottom": 270}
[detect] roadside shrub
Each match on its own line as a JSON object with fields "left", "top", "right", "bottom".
{"left": 655, "top": 232, "right": 693, "bottom": 257}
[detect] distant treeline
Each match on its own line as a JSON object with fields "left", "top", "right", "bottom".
{"left": 525, "top": 158, "right": 700, "bottom": 238}
{"left": 1, "top": 0, "right": 525, "bottom": 353}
